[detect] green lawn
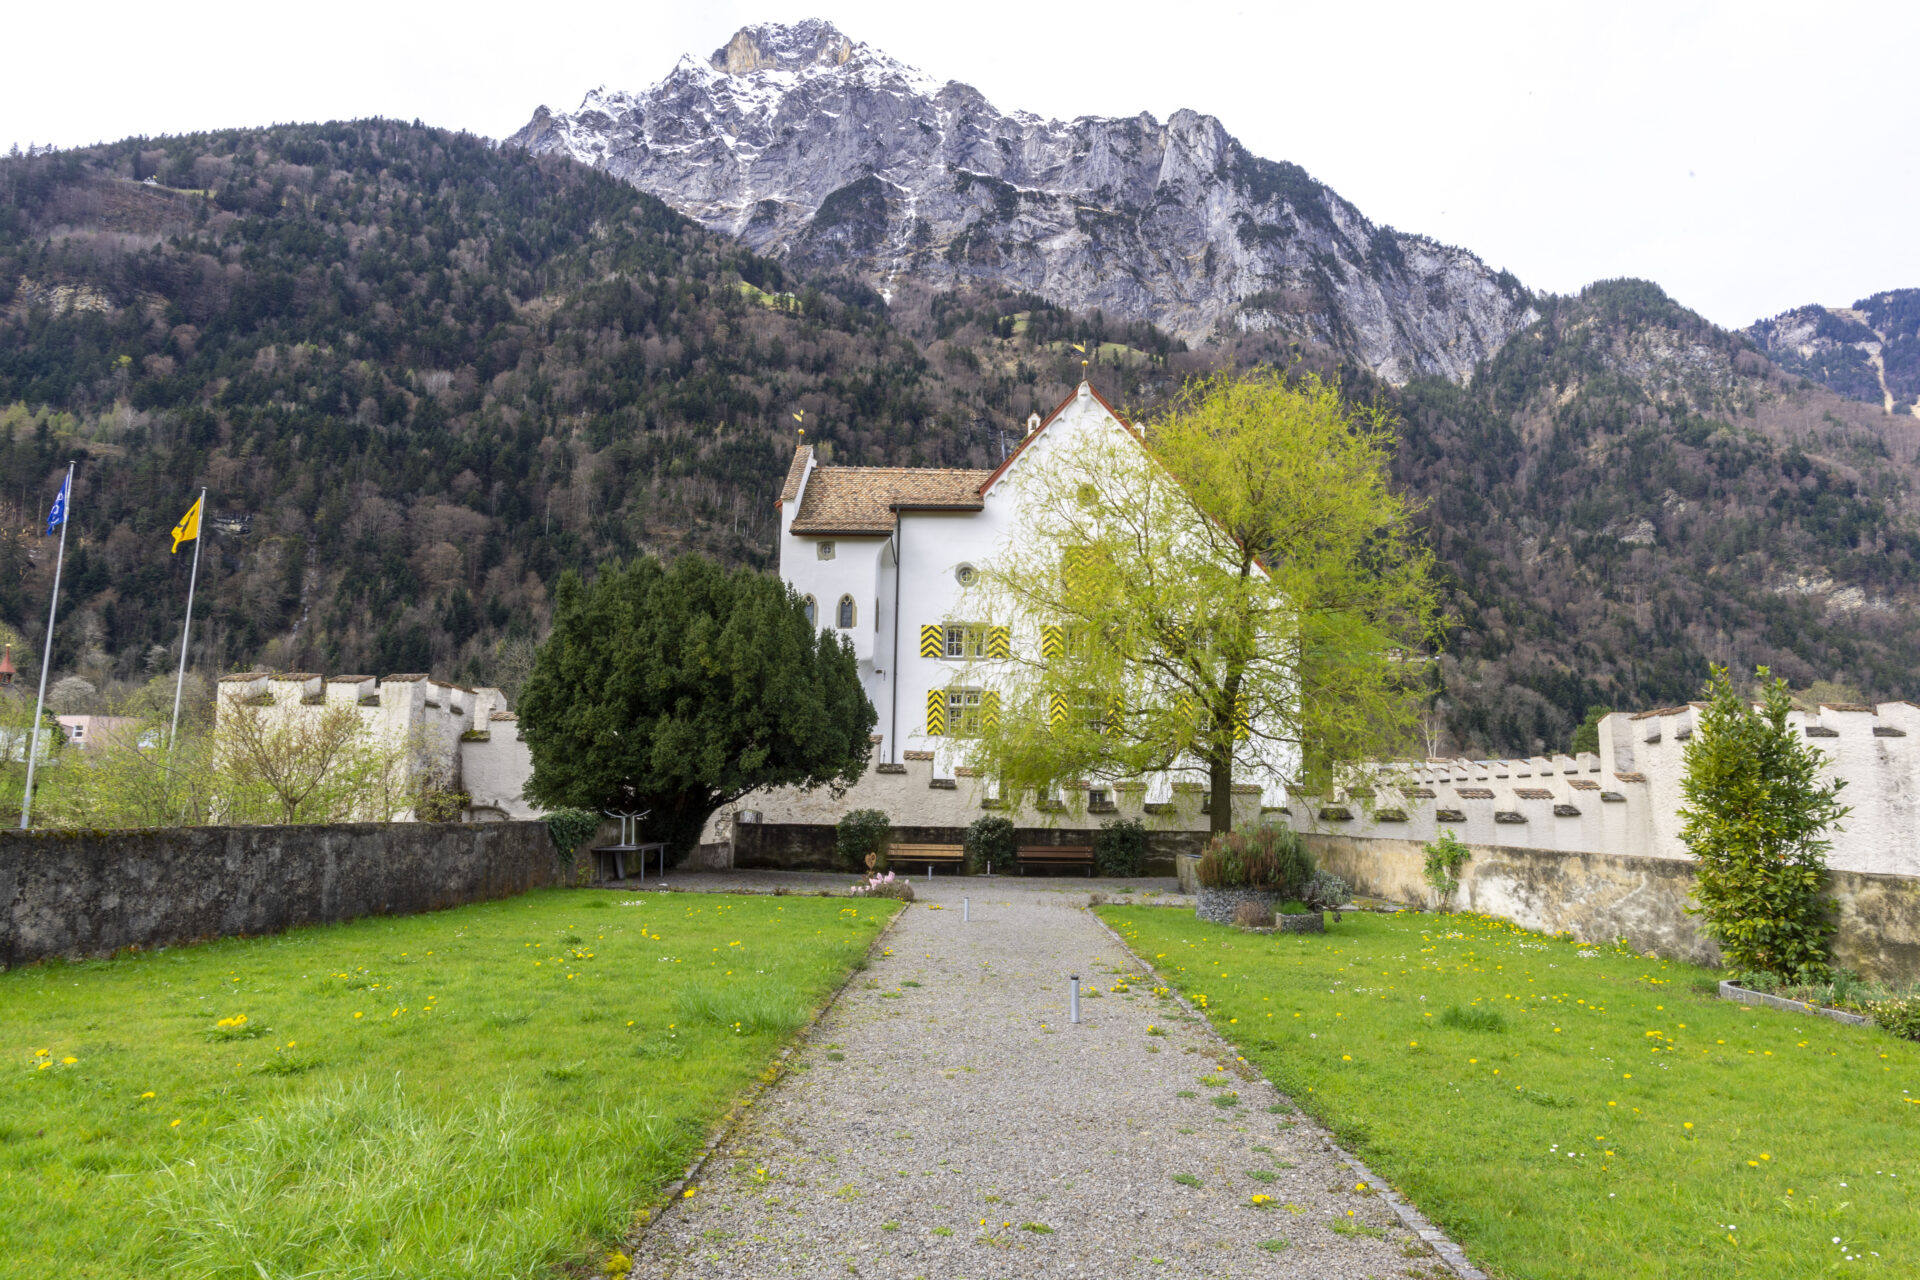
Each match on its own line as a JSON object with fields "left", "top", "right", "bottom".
{"left": 3, "top": 888, "right": 895, "bottom": 1279}
{"left": 1101, "top": 905, "right": 1920, "bottom": 1279}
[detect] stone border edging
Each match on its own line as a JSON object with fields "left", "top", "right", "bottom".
{"left": 1719, "top": 980, "right": 1872, "bottom": 1026}
{"left": 1086, "top": 905, "right": 1489, "bottom": 1280}
{"left": 613, "top": 898, "right": 911, "bottom": 1262}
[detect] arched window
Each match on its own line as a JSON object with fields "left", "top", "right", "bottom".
{"left": 802, "top": 595, "right": 817, "bottom": 627}
{"left": 837, "top": 594, "right": 856, "bottom": 629}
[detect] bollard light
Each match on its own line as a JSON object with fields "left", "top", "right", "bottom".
{"left": 1069, "top": 974, "right": 1081, "bottom": 1024}
{"left": 963, "top": 897, "right": 969, "bottom": 922}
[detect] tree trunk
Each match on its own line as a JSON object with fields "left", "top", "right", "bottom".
{"left": 1208, "top": 751, "right": 1233, "bottom": 835}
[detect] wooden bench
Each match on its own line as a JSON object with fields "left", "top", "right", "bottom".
{"left": 890, "top": 843, "right": 965, "bottom": 876}
{"left": 1017, "top": 845, "right": 1094, "bottom": 876}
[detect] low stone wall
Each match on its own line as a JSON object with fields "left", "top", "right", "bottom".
{"left": 732, "top": 822, "right": 1197, "bottom": 876}
{"left": 0, "top": 822, "right": 573, "bottom": 969}
{"left": 1302, "top": 833, "right": 1920, "bottom": 983}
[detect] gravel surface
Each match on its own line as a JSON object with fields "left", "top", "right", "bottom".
{"left": 628, "top": 875, "right": 1443, "bottom": 1278}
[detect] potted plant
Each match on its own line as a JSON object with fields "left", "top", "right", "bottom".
{"left": 1194, "top": 821, "right": 1313, "bottom": 924}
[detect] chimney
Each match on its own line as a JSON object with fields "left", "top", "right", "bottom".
{"left": 0, "top": 644, "right": 13, "bottom": 685}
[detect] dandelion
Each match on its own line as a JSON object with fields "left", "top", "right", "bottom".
{"left": 683, "top": 1187, "right": 696, "bottom": 1198}
{"left": 353, "top": 1012, "right": 363, "bottom": 1019}
{"left": 61, "top": 1056, "right": 76, "bottom": 1065}
{"left": 170, "top": 1119, "right": 181, "bottom": 1127}
{"left": 140, "top": 1091, "right": 155, "bottom": 1099}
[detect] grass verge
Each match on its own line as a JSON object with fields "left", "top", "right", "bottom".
{"left": 1100, "top": 904, "right": 1920, "bottom": 1279}
{"left": 3, "top": 887, "right": 895, "bottom": 1278}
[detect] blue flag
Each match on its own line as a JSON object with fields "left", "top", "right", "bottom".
{"left": 44, "top": 472, "right": 69, "bottom": 536}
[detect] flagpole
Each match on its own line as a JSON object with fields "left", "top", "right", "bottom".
{"left": 168, "top": 487, "right": 207, "bottom": 752}
{"left": 19, "top": 461, "right": 74, "bottom": 829}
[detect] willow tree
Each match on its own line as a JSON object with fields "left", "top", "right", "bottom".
{"left": 963, "top": 370, "right": 1440, "bottom": 832}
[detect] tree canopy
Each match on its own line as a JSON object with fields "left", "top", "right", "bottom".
{"left": 963, "top": 369, "right": 1440, "bottom": 831}
{"left": 516, "top": 555, "right": 875, "bottom": 856}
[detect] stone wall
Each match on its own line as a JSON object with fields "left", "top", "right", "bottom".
{"left": 0, "top": 822, "right": 574, "bottom": 969}
{"left": 732, "top": 821, "right": 1199, "bottom": 875}
{"left": 707, "top": 749, "right": 1265, "bottom": 842}
{"left": 1302, "top": 833, "right": 1920, "bottom": 983}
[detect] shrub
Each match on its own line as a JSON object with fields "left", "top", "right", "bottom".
{"left": 416, "top": 788, "right": 472, "bottom": 823}
{"left": 543, "top": 808, "right": 601, "bottom": 865}
{"left": 1093, "top": 817, "right": 1148, "bottom": 877}
{"left": 963, "top": 814, "right": 1018, "bottom": 875}
{"left": 1299, "top": 870, "right": 1350, "bottom": 915}
{"left": 1868, "top": 995, "right": 1920, "bottom": 1041}
{"left": 836, "top": 808, "right": 892, "bottom": 872}
{"left": 1422, "top": 831, "right": 1470, "bottom": 910}
{"left": 1680, "top": 667, "right": 1849, "bottom": 983}
{"left": 1196, "top": 821, "right": 1313, "bottom": 892}
{"left": 1232, "top": 899, "right": 1275, "bottom": 929}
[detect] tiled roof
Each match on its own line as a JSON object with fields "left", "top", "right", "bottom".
{"left": 780, "top": 444, "right": 813, "bottom": 503}
{"left": 326, "top": 674, "right": 375, "bottom": 683}
{"left": 790, "top": 465, "right": 992, "bottom": 535}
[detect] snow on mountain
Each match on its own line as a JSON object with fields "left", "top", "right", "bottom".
{"left": 509, "top": 20, "right": 1537, "bottom": 383}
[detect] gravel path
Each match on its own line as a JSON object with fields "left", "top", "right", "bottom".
{"left": 628, "top": 875, "right": 1443, "bottom": 1278}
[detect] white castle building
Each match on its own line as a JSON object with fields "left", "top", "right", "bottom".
{"left": 744, "top": 380, "right": 1289, "bottom": 833}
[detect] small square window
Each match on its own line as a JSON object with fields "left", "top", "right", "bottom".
{"left": 947, "top": 688, "right": 984, "bottom": 737}
{"left": 816, "top": 540, "right": 835, "bottom": 560}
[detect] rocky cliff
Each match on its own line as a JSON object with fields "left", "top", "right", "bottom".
{"left": 508, "top": 19, "right": 1536, "bottom": 383}
{"left": 1745, "top": 288, "right": 1920, "bottom": 416}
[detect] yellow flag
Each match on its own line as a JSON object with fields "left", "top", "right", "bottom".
{"left": 170, "top": 496, "right": 201, "bottom": 553}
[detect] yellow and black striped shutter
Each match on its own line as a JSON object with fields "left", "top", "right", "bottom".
{"left": 1175, "top": 693, "right": 1195, "bottom": 723}
{"left": 987, "top": 626, "right": 1011, "bottom": 659}
{"left": 1040, "top": 624, "right": 1064, "bottom": 660}
{"left": 1047, "top": 692, "right": 1069, "bottom": 729}
{"left": 919, "top": 625, "right": 943, "bottom": 659}
{"left": 983, "top": 690, "right": 1001, "bottom": 728}
{"left": 1234, "top": 693, "right": 1250, "bottom": 740}
{"left": 926, "top": 688, "right": 947, "bottom": 735}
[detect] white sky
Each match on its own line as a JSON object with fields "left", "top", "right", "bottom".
{"left": 8, "top": 1, "right": 1915, "bottom": 330}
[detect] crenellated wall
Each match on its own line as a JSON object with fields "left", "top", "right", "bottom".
{"left": 213, "top": 673, "right": 538, "bottom": 821}
{"left": 1288, "top": 701, "right": 1920, "bottom": 881}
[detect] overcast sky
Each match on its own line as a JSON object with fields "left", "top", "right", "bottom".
{"left": 9, "top": 1, "right": 1914, "bottom": 329}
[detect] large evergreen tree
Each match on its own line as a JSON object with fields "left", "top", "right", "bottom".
{"left": 1679, "top": 666, "right": 1849, "bottom": 981}
{"left": 516, "top": 556, "right": 875, "bottom": 857}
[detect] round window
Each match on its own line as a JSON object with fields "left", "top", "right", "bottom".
{"left": 955, "top": 562, "right": 977, "bottom": 586}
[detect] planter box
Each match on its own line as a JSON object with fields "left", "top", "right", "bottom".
{"left": 1719, "top": 980, "right": 1871, "bottom": 1027}
{"left": 1196, "top": 885, "right": 1279, "bottom": 924}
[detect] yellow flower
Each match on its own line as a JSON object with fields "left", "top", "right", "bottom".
{"left": 170, "top": 1118, "right": 181, "bottom": 1127}
{"left": 140, "top": 1091, "right": 155, "bottom": 1099}
{"left": 1683, "top": 1122, "right": 1693, "bottom": 1130}
{"left": 61, "top": 1056, "right": 76, "bottom": 1065}
{"left": 353, "top": 1012, "right": 363, "bottom": 1019}
{"left": 33, "top": 1048, "right": 48, "bottom": 1057}
{"left": 1342, "top": 1055, "right": 1351, "bottom": 1061}
{"left": 683, "top": 1187, "right": 696, "bottom": 1198}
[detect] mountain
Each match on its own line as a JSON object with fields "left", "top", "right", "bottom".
{"left": 508, "top": 19, "right": 1536, "bottom": 385}
{"left": 1744, "top": 289, "right": 1920, "bottom": 415}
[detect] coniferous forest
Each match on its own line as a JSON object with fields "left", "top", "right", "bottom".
{"left": 5, "top": 120, "right": 1919, "bottom": 755}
